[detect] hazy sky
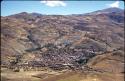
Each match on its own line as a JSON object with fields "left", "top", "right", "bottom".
{"left": 1, "top": 0, "right": 124, "bottom": 16}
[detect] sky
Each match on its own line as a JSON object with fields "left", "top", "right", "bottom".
{"left": 1, "top": 0, "right": 124, "bottom": 16}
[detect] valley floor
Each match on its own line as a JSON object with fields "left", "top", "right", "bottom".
{"left": 1, "top": 67, "right": 124, "bottom": 81}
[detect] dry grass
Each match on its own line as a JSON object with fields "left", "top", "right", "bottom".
{"left": 1, "top": 68, "right": 59, "bottom": 81}
{"left": 1, "top": 67, "right": 124, "bottom": 81}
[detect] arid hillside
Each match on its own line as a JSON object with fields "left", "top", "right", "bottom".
{"left": 1, "top": 7, "right": 124, "bottom": 71}
{"left": 1, "top": 7, "right": 124, "bottom": 81}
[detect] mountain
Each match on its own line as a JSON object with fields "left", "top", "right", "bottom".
{"left": 86, "top": 8, "right": 124, "bottom": 14}
{"left": 1, "top": 8, "right": 124, "bottom": 71}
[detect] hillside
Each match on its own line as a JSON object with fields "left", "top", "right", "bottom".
{"left": 1, "top": 8, "right": 124, "bottom": 81}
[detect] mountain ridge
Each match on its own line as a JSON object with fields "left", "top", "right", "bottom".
{"left": 2, "top": 7, "right": 124, "bottom": 17}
